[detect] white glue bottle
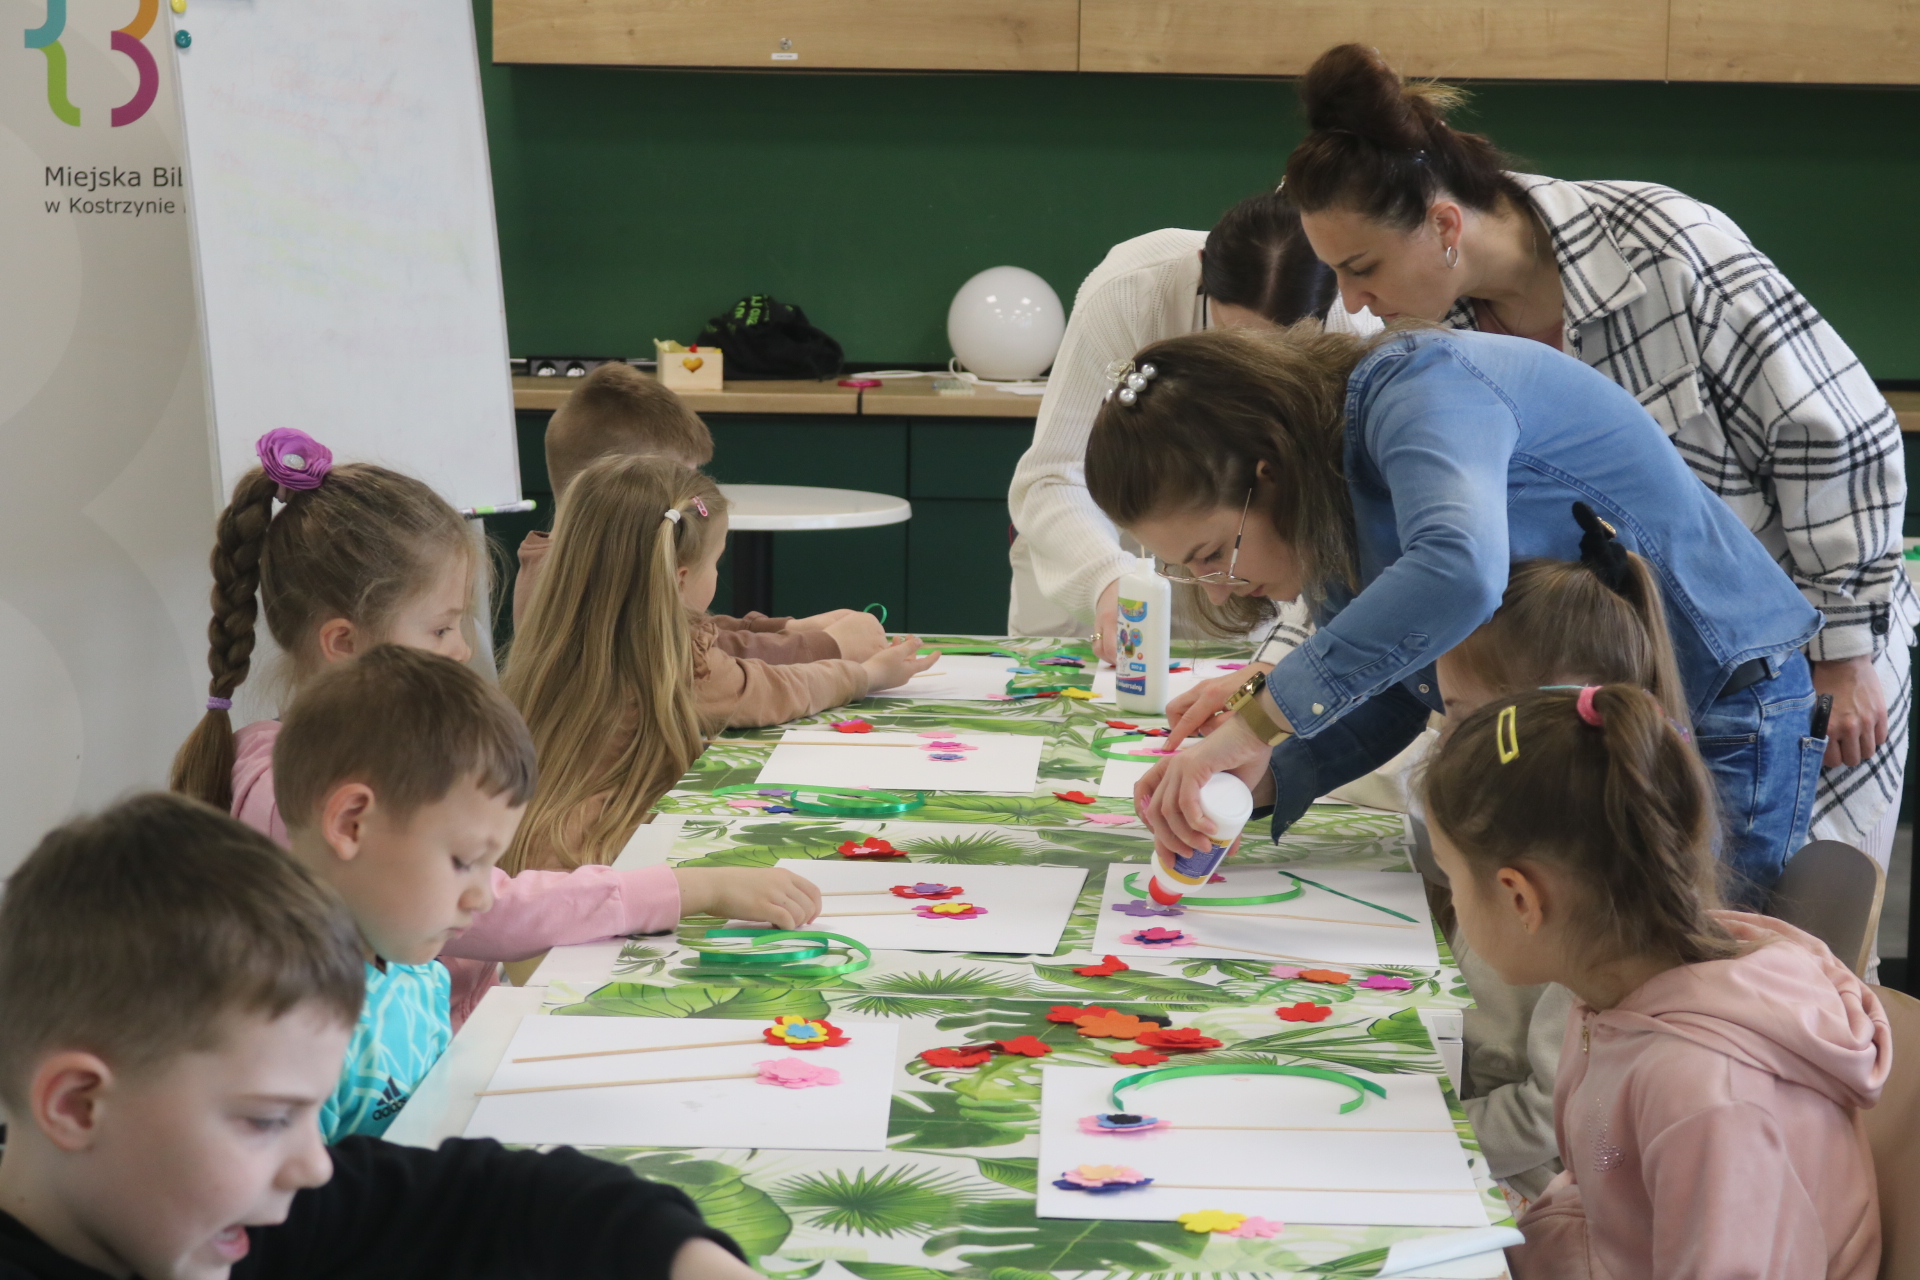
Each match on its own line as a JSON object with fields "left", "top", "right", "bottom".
{"left": 1149, "top": 773, "right": 1255, "bottom": 904}
{"left": 1113, "top": 556, "right": 1171, "bottom": 715}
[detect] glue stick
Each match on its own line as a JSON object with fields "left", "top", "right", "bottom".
{"left": 1147, "top": 773, "right": 1254, "bottom": 904}
{"left": 1113, "top": 556, "right": 1171, "bottom": 715}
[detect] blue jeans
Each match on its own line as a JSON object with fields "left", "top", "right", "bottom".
{"left": 1693, "top": 651, "right": 1827, "bottom": 908}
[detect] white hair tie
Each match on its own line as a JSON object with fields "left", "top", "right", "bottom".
{"left": 662, "top": 508, "right": 682, "bottom": 525}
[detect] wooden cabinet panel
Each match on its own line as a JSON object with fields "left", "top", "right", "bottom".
{"left": 1670, "top": 0, "right": 1920, "bottom": 84}
{"left": 1079, "top": 0, "right": 1670, "bottom": 80}
{"left": 495, "top": 0, "right": 1080, "bottom": 71}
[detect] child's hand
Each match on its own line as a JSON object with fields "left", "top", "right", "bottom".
{"left": 789, "top": 608, "right": 857, "bottom": 632}
{"left": 670, "top": 1238, "right": 763, "bottom": 1280}
{"left": 673, "top": 866, "right": 822, "bottom": 928}
{"left": 862, "top": 635, "right": 940, "bottom": 692}
{"left": 822, "top": 610, "right": 889, "bottom": 660}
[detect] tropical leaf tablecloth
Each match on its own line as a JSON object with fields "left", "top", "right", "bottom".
{"left": 528, "top": 637, "right": 1510, "bottom": 1279}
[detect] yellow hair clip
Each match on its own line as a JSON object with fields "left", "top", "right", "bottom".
{"left": 1496, "top": 704, "right": 1520, "bottom": 764}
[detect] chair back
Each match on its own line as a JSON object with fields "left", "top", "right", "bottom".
{"left": 1766, "top": 840, "right": 1885, "bottom": 977}
{"left": 1866, "top": 985, "right": 1920, "bottom": 1279}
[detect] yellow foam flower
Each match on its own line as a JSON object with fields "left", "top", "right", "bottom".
{"left": 1177, "top": 1209, "right": 1247, "bottom": 1235}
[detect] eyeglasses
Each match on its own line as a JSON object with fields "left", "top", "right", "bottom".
{"left": 1155, "top": 489, "right": 1254, "bottom": 587}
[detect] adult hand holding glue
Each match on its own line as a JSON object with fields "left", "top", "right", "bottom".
{"left": 1145, "top": 773, "right": 1254, "bottom": 905}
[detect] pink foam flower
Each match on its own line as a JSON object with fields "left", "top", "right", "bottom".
{"left": 1356, "top": 974, "right": 1415, "bottom": 991}
{"left": 1221, "top": 1216, "right": 1283, "bottom": 1239}
{"left": 1266, "top": 965, "right": 1303, "bottom": 979}
{"left": 914, "top": 901, "right": 987, "bottom": 920}
{"left": 755, "top": 1057, "right": 842, "bottom": 1088}
{"left": 1083, "top": 813, "right": 1137, "bottom": 827}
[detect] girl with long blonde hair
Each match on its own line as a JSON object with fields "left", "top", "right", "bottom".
{"left": 504, "top": 455, "right": 929, "bottom": 873}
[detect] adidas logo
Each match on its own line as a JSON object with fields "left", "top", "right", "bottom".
{"left": 370, "top": 1078, "right": 411, "bottom": 1123}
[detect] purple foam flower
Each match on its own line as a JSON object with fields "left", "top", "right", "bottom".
{"left": 255, "top": 429, "right": 333, "bottom": 492}
{"left": 1111, "top": 900, "right": 1181, "bottom": 918}
{"left": 928, "top": 752, "right": 964, "bottom": 761}
{"left": 1128, "top": 927, "right": 1193, "bottom": 949}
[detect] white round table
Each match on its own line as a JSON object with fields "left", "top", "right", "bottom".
{"left": 718, "top": 484, "right": 912, "bottom": 615}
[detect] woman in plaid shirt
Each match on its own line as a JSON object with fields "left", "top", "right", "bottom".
{"left": 1281, "top": 44, "right": 1914, "bottom": 874}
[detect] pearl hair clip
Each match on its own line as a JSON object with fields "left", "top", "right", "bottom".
{"left": 1103, "top": 358, "right": 1158, "bottom": 406}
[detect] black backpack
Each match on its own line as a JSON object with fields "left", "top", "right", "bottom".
{"left": 695, "top": 294, "right": 845, "bottom": 381}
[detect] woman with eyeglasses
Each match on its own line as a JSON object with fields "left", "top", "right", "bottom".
{"left": 1008, "top": 191, "right": 1377, "bottom": 660}
{"left": 1086, "top": 323, "right": 1825, "bottom": 904}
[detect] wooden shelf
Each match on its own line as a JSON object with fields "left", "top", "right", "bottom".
{"left": 494, "top": 0, "right": 1079, "bottom": 71}
{"left": 1890, "top": 391, "right": 1920, "bottom": 433}
{"left": 511, "top": 374, "right": 1040, "bottom": 419}
{"left": 1080, "top": 0, "right": 1670, "bottom": 79}
{"left": 1670, "top": 0, "right": 1920, "bottom": 84}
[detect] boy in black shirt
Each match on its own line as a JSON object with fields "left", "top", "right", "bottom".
{"left": 0, "top": 793, "right": 752, "bottom": 1280}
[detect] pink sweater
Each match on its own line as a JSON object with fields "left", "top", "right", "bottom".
{"left": 232, "top": 720, "right": 680, "bottom": 1025}
{"left": 1510, "top": 913, "right": 1889, "bottom": 1280}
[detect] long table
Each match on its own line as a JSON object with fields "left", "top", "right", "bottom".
{"left": 391, "top": 636, "right": 1514, "bottom": 1278}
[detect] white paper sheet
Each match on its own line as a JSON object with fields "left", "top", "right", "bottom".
{"left": 779, "top": 859, "right": 1087, "bottom": 955}
{"left": 1092, "top": 862, "right": 1441, "bottom": 969}
{"left": 1090, "top": 658, "right": 1253, "bottom": 706}
{"left": 1095, "top": 737, "right": 1202, "bottom": 797}
{"left": 464, "top": 1015, "right": 898, "bottom": 1150}
{"left": 756, "top": 729, "right": 1045, "bottom": 794}
{"left": 1036, "top": 1064, "right": 1487, "bottom": 1228}
{"left": 879, "top": 653, "right": 1030, "bottom": 701}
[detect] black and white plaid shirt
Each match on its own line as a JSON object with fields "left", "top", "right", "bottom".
{"left": 1448, "top": 174, "right": 1918, "bottom": 663}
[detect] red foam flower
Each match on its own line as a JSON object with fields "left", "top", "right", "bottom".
{"left": 1111, "top": 1048, "right": 1170, "bottom": 1066}
{"left": 1073, "top": 955, "right": 1131, "bottom": 977}
{"left": 1104, "top": 720, "right": 1140, "bottom": 731}
{"left": 838, "top": 836, "right": 904, "bottom": 859}
{"left": 1053, "top": 790, "right": 1097, "bottom": 805}
{"left": 1047, "top": 1004, "right": 1111, "bottom": 1023}
{"left": 995, "top": 1035, "right": 1053, "bottom": 1057}
{"left": 1134, "top": 1027, "right": 1222, "bottom": 1052}
{"left": 919, "top": 1045, "right": 994, "bottom": 1069}
{"left": 1276, "top": 1002, "right": 1333, "bottom": 1023}
{"left": 830, "top": 719, "right": 873, "bottom": 734}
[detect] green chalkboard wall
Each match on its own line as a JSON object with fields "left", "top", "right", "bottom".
{"left": 476, "top": 0, "right": 1920, "bottom": 379}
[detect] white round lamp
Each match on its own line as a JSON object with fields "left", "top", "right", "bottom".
{"left": 946, "top": 266, "right": 1065, "bottom": 381}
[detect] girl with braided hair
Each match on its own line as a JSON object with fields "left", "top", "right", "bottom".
{"left": 172, "top": 431, "right": 819, "bottom": 1027}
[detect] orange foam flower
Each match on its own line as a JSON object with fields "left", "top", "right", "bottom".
{"left": 1298, "top": 968, "right": 1351, "bottom": 985}
{"left": 1074, "top": 1011, "right": 1161, "bottom": 1040}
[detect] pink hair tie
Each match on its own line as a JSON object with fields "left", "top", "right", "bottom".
{"left": 255, "top": 429, "right": 333, "bottom": 493}
{"left": 1575, "top": 686, "right": 1604, "bottom": 727}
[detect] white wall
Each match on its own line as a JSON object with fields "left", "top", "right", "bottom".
{"left": 0, "top": 0, "right": 218, "bottom": 873}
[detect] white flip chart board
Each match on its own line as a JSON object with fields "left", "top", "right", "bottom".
{"left": 172, "top": 0, "right": 520, "bottom": 509}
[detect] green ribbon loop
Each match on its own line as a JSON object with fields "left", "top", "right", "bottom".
{"left": 1110, "top": 1062, "right": 1386, "bottom": 1116}
{"left": 1122, "top": 870, "right": 1303, "bottom": 906}
{"left": 1090, "top": 731, "right": 1176, "bottom": 762}
{"left": 713, "top": 783, "right": 926, "bottom": 818}
{"left": 684, "top": 928, "right": 874, "bottom": 978}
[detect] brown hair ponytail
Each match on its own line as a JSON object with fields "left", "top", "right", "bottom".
{"left": 170, "top": 461, "right": 472, "bottom": 811}
{"left": 1283, "top": 44, "right": 1528, "bottom": 230}
{"left": 1425, "top": 684, "right": 1739, "bottom": 966}
{"left": 171, "top": 471, "right": 280, "bottom": 808}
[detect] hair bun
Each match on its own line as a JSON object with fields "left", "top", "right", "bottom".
{"left": 1299, "top": 44, "right": 1443, "bottom": 153}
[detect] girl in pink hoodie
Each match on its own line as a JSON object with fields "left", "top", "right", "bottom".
{"left": 1424, "top": 683, "right": 1891, "bottom": 1280}
{"left": 170, "top": 430, "right": 821, "bottom": 1025}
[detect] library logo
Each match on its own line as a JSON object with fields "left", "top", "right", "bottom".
{"left": 25, "top": 0, "right": 160, "bottom": 128}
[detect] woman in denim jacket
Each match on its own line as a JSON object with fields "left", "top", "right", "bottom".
{"left": 1088, "top": 323, "right": 1824, "bottom": 905}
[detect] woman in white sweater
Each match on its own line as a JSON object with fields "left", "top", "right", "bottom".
{"left": 1008, "top": 193, "right": 1378, "bottom": 661}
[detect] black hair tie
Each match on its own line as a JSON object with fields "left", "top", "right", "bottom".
{"left": 1572, "top": 501, "right": 1630, "bottom": 595}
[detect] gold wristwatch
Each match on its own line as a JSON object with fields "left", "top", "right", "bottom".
{"left": 1225, "top": 670, "right": 1292, "bottom": 745}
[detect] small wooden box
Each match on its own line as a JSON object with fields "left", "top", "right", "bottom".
{"left": 655, "top": 340, "right": 724, "bottom": 391}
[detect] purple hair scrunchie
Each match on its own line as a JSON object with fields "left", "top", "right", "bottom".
{"left": 255, "top": 429, "right": 333, "bottom": 492}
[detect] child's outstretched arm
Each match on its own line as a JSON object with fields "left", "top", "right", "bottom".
{"left": 674, "top": 866, "right": 822, "bottom": 929}
{"left": 441, "top": 864, "right": 684, "bottom": 963}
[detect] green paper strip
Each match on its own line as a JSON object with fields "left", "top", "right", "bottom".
{"left": 1280, "top": 871, "right": 1419, "bottom": 923}
{"left": 1121, "top": 870, "right": 1303, "bottom": 906}
{"left": 1091, "top": 731, "right": 1182, "bottom": 762}
{"left": 713, "top": 783, "right": 926, "bottom": 818}
{"left": 1110, "top": 1062, "right": 1386, "bottom": 1116}
{"left": 684, "top": 928, "right": 874, "bottom": 978}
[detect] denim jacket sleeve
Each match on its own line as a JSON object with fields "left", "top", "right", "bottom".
{"left": 1266, "top": 338, "right": 1518, "bottom": 740}
{"left": 1265, "top": 681, "right": 1432, "bottom": 839}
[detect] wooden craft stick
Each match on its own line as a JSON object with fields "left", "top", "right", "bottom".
{"left": 1150, "top": 1182, "right": 1479, "bottom": 1195}
{"left": 513, "top": 1036, "right": 759, "bottom": 1064}
{"left": 1182, "top": 939, "right": 1322, "bottom": 963}
{"left": 819, "top": 889, "right": 898, "bottom": 897}
{"left": 1168, "top": 1124, "right": 1456, "bottom": 1134}
{"left": 815, "top": 909, "right": 915, "bottom": 917}
{"left": 1179, "top": 907, "right": 1418, "bottom": 930}
{"left": 476, "top": 1070, "right": 758, "bottom": 1098}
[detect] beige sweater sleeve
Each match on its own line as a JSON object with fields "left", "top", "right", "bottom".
{"left": 696, "top": 643, "right": 870, "bottom": 728}
{"left": 1456, "top": 936, "right": 1571, "bottom": 1198}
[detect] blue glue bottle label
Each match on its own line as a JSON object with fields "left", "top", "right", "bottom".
{"left": 1116, "top": 596, "right": 1149, "bottom": 696}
